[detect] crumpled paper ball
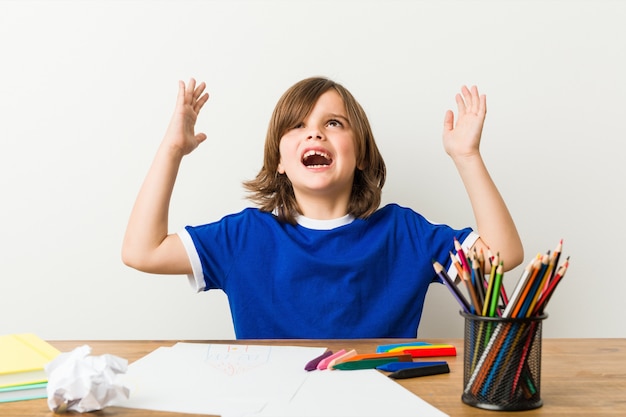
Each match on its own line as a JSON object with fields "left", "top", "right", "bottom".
{"left": 45, "top": 344, "right": 130, "bottom": 413}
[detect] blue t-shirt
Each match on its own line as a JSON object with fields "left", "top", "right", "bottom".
{"left": 181, "top": 203, "right": 475, "bottom": 339}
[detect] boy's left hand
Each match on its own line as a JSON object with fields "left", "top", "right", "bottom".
{"left": 442, "top": 85, "right": 487, "bottom": 160}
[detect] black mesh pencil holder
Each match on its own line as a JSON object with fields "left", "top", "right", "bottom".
{"left": 460, "top": 312, "right": 547, "bottom": 411}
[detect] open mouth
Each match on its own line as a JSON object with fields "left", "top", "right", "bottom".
{"left": 302, "top": 150, "right": 333, "bottom": 168}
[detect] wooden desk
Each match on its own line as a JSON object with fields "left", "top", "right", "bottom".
{"left": 2, "top": 339, "right": 625, "bottom": 416}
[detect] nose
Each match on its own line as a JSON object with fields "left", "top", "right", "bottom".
{"left": 307, "top": 127, "right": 323, "bottom": 140}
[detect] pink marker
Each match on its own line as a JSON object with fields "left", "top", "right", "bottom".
{"left": 317, "top": 349, "right": 346, "bottom": 370}
{"left": 327, "top": 349, "right": 358, "bottom": 370}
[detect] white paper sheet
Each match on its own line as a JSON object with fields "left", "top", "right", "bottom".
{"left": 116, "top": 343, "right": 326, "bottom": 417}
{"left": 256, "top": 369, "right": 449, "bottom": 417}
{"left": 114, "top": 343, "right": 448, "bottom": 417}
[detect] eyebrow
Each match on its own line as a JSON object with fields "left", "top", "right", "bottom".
{"left": 326, "top": 113, "right": 350, "bottom": 123}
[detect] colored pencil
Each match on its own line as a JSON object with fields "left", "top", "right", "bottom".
{"left": 472, "top": 254, "right": 486, "bottom": 311}
{"left": 454, "top": 237, "right": 472, "bottom": 274}
{"left": 482, "top": 258, "right": 497, "bottom": 317}
{"left": 549, "top": 239, "right": 563, "bottom": 282}
{"left": 451, "top": 252, "right": 482, "bottom": 313}
{"left": 502, "top": 257, "right": 538, "bottom": 318}
{"left": 534, "top": 258, "right": 569, "bottom": 315}
{"left": 511, "top": 254, "right": 546, "bottom": 318}
{"left": 463, "top": 269, "right": 483, "bottom": 314}
{"left": 433, "top": 260, "right": 471, "bottom": 313}
{"left": 516, "top": 252, "right": 550, "bottom": 318}
{"left": 449, "top": 251, "right": 464, "bottom": 284}
{"left": 488, "top": 262, "right": 504, "bottom": 318}
{"left": 526, "top": 256, "right": 554, "bottom": 317}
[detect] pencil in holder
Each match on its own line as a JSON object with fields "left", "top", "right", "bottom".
{"left": 460, "top": 312, "right": 547, "bottom": 411}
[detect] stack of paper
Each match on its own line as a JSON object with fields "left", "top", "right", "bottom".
{"left": 0, "top": 333, "right": 61, "bottom": 403}
{"left": 115, "top": 343, "right": 449, "bottom": 417}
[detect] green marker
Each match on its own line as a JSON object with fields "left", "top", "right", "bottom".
{"left": 331, "top": 357, "right": 401, "bottom": 370}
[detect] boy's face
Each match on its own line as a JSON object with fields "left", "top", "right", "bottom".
{"left": 277, "top": 89, "right": 358, "bottom": 216}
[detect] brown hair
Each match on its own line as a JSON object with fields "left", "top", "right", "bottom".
{"left": 243, "top": 77, "right": 386, "bottom": 224}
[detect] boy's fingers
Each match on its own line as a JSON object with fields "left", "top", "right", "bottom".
{"left": 195, "top": 92, "right": 210, "bottom": 112}
{"left": 455, "top": 93, "right": 466, "bottom": 114}
{"left": 461, "top": 85, "right": 471, "bottom": 103}
{"left": 177, "top": 80, "right": 186, "bottom": 102}
{"left": 193, "top": 82, "right": 206, "bottom": 100}
{"left": 467, "top": 86, "right": 477, "bottom": 112}
{"left": 443, "top": 109, "right": 454, "bottom": 132}
{"left": 185, "top": 78, "right": 197, "bottom": 102}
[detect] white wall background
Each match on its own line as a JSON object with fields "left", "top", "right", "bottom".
{"left": 1, "top": 0, "right": 624, "bottom": 340}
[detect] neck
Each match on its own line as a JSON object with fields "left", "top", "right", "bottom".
{"left": 295, "top": 193, "right": 350, "bottom": 220}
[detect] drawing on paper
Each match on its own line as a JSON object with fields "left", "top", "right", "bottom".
{"left": 204, "top": 344, "right": 272, "bottom": 376}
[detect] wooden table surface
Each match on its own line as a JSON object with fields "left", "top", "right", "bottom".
{"left": 2, "top": 338, "right": 625, "bottom": 416}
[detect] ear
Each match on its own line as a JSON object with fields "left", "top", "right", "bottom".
{"left": 277, "top": 161, "right": 285, "bottom": 174}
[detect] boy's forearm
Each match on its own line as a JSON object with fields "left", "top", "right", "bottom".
{"left": 453, "top": 154, "right": 523, "bottom": 270}
{"left": 121, "top": 143, "right": 184, "bottom": 271}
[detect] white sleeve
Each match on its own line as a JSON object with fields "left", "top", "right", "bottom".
{"left": 448, "top": 231, "right": 480, "bottom": 284}
{"left": 177, "top": 229, "right": 206, "bottom": 293}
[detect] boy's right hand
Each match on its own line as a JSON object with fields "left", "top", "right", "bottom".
{"left": 442, "top": 85, "right": 486, "bottom": 161}
{"left": 163, "top": 78, "right": 210, "bottom": 156}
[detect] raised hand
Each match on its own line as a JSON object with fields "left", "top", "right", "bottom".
{"left": 122, "top": 78, "right": 210, "bottom": 275}
{"left": 163, "top": 78, "right": 210, "bottom": 156}
{"left": 440, "top": 85, "right": 524, "bottom": 270}
{"left": 442, "top": 85, "right": 486, "bottom": 160}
